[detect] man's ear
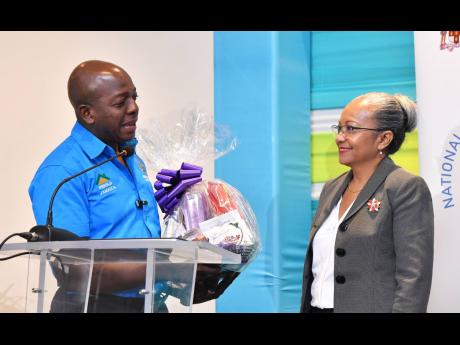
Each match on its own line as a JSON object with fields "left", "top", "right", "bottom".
{"left": 378, "top": 130, "right": 394, "bottom": 151}
{"left": 78, "top": 104, "right": 95, "bottom": 125}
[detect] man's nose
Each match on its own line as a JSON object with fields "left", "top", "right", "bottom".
{"left": 127, "top": 98, "right": 139, "bottom": 114}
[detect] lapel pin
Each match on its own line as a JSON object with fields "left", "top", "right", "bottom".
{"left": 367, "top": 198, "right": 381, "bottom": 213}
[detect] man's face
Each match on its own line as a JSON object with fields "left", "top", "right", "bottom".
{"left": 88, "top": 69, "right": 139, "bottom": 148}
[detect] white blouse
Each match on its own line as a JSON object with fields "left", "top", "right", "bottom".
{"left": 310, "top": 196, "right": 355, "bottom": 309}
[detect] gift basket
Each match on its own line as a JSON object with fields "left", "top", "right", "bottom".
{"left": 154, "top": 165, "right": 259, "bottom": 273}
{"left": 137, "top": 109, "right": 261, "bottom": 273}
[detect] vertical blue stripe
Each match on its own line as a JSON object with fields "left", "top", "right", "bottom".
{"left": 214, "top": 31, "right": 311, "bottom": 312}
{"left": 276, "top": 32, "right": 311, "bottom": 310}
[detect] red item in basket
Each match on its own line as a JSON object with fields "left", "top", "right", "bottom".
{"left": 207, "top": 182, "right": 238, "bottom": 215}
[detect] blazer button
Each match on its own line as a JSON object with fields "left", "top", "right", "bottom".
{"left": 339, "top": 223, "right": 348, "bottom": 232}
{"left": 335, "top": 275, "right": 346, "bottom": 284}
{"left": 336, "top": 248, "right": 346, "bottom": 257}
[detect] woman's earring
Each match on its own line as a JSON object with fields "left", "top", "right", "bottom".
{"left": 379, "top": 151, "right": 383, "bottom": 155}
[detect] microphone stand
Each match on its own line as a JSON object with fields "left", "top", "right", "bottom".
{"left": 29, "top": 149, "right": 130, "bottom": 242}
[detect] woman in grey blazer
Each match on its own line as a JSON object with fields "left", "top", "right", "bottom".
{"left": 300, "top": 92, "right": 434, "bottom": 313}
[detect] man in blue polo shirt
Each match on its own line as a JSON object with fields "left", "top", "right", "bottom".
{"left": 29, "top": 61, "right": 159, "bottom": 240}
{"left": 29, "top": 60, "right": 168, "bottom": 312}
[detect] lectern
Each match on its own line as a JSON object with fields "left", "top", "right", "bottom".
{"left": 0, "top": 239, "right": 240, "bottom": 313}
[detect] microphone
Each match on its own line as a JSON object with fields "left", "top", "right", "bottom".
{"left": 29, "top": 145, "right": 135, "bottom": 242}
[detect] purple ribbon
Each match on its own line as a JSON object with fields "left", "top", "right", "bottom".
{"left": 154, "top": 162, "right": 203, "bottom": 214}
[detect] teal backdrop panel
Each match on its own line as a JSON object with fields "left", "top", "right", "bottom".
{"left": 311, "top": 31, "right": 416, "bottom": 109}
{"left": 214, "top": 31, "right": 311, "bottom": 312}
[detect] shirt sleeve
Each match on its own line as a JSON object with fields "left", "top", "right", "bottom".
{"left": 29, "top": 165, "right": 91, "bottom": 238}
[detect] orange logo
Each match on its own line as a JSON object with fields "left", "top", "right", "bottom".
{"left": 441, "top": 31, "right": 460, "bottom": 51}
{"left": 96, "top": 173, "right": 110, "bottom": 185}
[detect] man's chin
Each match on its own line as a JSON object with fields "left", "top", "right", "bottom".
{"left": 120, "top": 133, "right": 136, "bottom": 142}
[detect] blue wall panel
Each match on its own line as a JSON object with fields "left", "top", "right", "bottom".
{"left": 214, "top": 31, "right": 311, "bottom": 312}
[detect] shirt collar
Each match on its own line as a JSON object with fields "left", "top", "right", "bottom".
{"left": 71, "top": 121, "right": 110, "bottom": 160}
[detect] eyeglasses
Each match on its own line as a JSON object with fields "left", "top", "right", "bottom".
{"left": 331, "top": 124, "right": 389, "bottom": 135}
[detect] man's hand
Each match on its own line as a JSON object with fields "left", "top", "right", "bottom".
{"left": 193, "top": 264, "right": 240, "bottom": 304}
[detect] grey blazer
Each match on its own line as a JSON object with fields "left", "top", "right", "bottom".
{"left": 300, "top": 157, "right": 434, "bottom": 313}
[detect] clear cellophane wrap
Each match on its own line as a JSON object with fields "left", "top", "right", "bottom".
{"left": 137, "top": 109, "right": 260, "bottom": 272}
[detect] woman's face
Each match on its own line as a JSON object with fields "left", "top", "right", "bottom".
{"left": 336, "top": 97, "right": 382, "bottom": 167}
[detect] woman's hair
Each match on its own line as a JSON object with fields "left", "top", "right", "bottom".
{"left": 358, "top": 92, "right": 417, "bottom": 155}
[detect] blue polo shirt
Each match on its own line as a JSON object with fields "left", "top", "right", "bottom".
{"left": 29, "top": 121, "right": 160, "bottom": 239}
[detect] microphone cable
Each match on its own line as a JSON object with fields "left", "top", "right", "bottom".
{"left": 0, "top": 232, "right": 39, "bottom": 261}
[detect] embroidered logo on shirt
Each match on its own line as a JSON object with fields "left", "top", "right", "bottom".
{"left": 97, "top": 173, "right": 110, "bottom": 185}
{"left": 97, "top": 173, "right": 117, "bottom": 195}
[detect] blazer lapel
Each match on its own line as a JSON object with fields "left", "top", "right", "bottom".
{"left": 311, "top": 171, "right": 352, "bottom": 236}
{"left": 342, "top": 157, "right": 400, "bottom": 224}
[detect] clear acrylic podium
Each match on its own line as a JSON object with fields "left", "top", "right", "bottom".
{"left": 0, "top": 238, "right": 240, "bottom": 313}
